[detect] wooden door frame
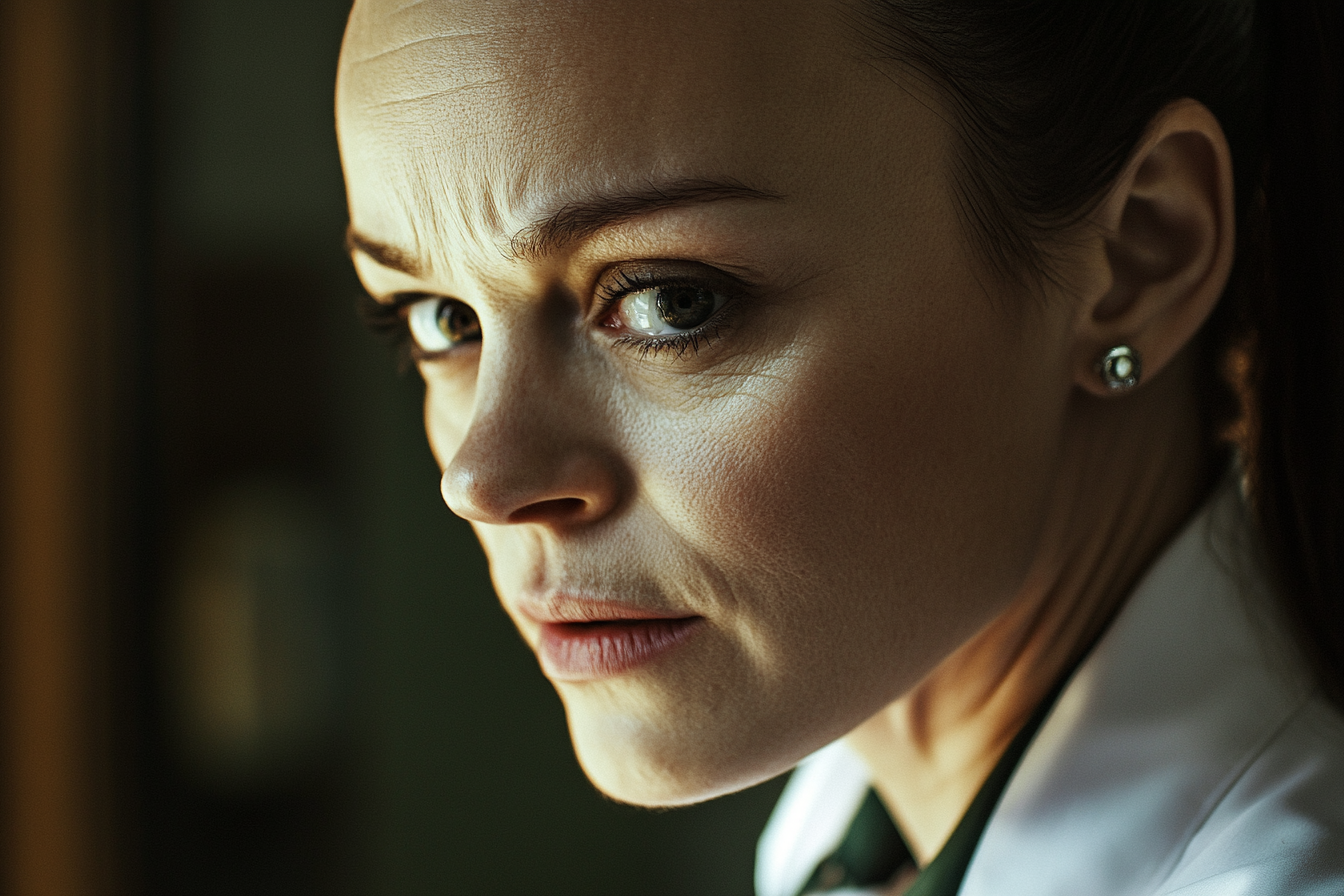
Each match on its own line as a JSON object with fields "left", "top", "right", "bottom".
{"left": 2, "top": 2, "right": 148, "bottom": 892}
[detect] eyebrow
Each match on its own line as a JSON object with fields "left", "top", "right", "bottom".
{"left": 345, "top": 227, "right": 423, "bottom": 276}
{"left": 344, "top": 177, "right": 784, "bottom": 274}
{"left": 507, "top": 177, "right": 784, "bottom": 261}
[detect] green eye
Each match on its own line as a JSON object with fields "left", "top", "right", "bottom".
{"left": 407, "top": 297, "right": 481, "bottom": 352}
{"left": 655, "top": 286, "right": 716, "bottom": 329}
{"left": 620, "top": 285, "right": 724, "bottom": 336}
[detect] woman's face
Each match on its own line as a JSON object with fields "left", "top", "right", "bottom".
{"left": 338, "top": 0, "right": 1079, "bottom": 804}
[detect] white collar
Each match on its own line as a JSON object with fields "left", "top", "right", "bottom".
{"left": 757, "top": 481, "right": 1321, "bottom": 896}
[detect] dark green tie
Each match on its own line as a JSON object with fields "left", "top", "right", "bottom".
{"left": 795, "top": 669, "right": 1069, "bottom": 896}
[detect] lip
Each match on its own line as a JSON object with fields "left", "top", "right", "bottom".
{"left": 521, "top": 595, "right": 703, "bottom": 681}
{"left": 537, "top": 617, "right": 704, "bottom": 681}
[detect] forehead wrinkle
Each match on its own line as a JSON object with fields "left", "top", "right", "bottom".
{"left": 377, "top": 149, "right": 526, "bottom": 281}
{"left": 371, "top": 79, "right": 509, "bottom": 111}
{"left": 343, "top": 31, "right": 495, "bottom": 68}
{"left": 348, "top": 0, "right": 478, "bottom": 41}
{"left": 341, "top": 1, "right": 520, "bottom": 110}
{"left": 425, "top": 153, "right": 520, "bottom": 264}
{"left": 341, "top": 40, "right": 507, "bottom": 116}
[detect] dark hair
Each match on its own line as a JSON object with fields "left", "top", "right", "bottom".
{"left": 849, "top": 1, "right": 1344, "bottom": 703}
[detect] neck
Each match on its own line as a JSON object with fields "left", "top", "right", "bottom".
{"left": 845, "top": 352, "right": 1215, "bottom": 866}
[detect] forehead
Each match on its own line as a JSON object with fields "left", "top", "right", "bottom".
{"left": 337, "top": 0, "right": 878, "bottom": 266}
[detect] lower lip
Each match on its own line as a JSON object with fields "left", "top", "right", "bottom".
{"left": 537, "top": 617, "right": 704, "bottom": 681}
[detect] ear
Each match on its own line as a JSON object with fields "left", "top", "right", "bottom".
{"left": 1070, "top": 99, "right": 1236, "bottom": 397}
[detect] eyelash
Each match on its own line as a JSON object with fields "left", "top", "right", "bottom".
{"left": 358, "top": 266, "right": 742, "bottom": 366}
{"left": 358, "top": 291, "right": 425, "bottom": 372}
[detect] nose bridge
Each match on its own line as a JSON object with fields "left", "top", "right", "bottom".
{"left": 468, "top": 331, "right": 565, "bottom": 464}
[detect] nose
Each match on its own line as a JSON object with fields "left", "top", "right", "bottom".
{"left": 441, "top": 441, "right": 622, "bottom": 527}
{"left": 435, "top": 362, "right": 624, "bottom": 529}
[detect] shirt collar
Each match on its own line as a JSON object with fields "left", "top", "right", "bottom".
{"left": 758, "top": 479, "right": 1311, "bottom": 896}
{"left": 960, "top": 479, "right": 1311, "bottom": 893}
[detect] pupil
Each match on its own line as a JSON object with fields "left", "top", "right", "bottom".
{"left": 437, "top": 300, "right": 481, "bottom": 344}
{"left": 655, "top": 286, "right": 714, "bottom": 329}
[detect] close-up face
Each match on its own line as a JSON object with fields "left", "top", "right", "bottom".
{"left": 337, "top": 0, "right": 1082, "bottom": 806}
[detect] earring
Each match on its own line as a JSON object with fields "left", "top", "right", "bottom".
{"left": 1097, "top": 345, "right": 1141, "bottom": 391}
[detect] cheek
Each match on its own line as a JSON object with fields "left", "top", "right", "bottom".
{"left": 631, "top": 287, "right": 1066, "bottom": 698}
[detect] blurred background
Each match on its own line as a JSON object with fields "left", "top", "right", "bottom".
{"left": 0, "top": 1, "right": 785, "bottom": 893}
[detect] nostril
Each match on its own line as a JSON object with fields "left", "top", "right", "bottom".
{"left": 507, "top": 497, "right": 588, "bottom": 525}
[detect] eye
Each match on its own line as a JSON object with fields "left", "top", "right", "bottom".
{"left": 618, "top": 285, "right": 726, "bottom": 336}
{"left": 406, "top": 297, "right": 481, "bottom": 353}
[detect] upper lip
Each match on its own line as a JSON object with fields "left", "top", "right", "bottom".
{"left": 517, "top": 592, "right": 698, "bottom": 625}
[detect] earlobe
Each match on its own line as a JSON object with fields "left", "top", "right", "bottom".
{"left": 1071, "top": 99, "right": 1236, "bottom": 398}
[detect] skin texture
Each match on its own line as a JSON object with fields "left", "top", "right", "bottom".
{"left": 337, "top": 0, "right": 1235, "bottom": 866}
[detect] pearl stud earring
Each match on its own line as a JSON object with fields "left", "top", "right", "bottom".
{"left": 1098, "top": 345, "right": 1141, "bottom": 391}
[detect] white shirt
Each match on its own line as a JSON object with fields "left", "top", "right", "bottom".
{"left": 757, "top": 483, "right": 1344, "bottom": 896}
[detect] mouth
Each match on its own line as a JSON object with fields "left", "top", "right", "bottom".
{"left": 524, "top": 598, "right": 704, "bottom": 682}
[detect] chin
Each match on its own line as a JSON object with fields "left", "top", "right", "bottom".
{"left": 560, "top": 691, "right": 801, "bottom": 808}
{"left": 572, "top": 733, "right": 757, "bottom": 808}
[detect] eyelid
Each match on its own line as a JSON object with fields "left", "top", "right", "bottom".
{"left": 592, "top": 260, "right": 750, "bottom": 315}
{"left": 386, "top": 290, "right": 437, "bottom": 310}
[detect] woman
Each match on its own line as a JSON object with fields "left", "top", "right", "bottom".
{"left": 336, "top": 0, "right": 1344, "bottom": 892}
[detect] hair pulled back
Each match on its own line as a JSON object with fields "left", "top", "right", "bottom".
{"left": 851, "top": 1, "right": 1344, "bottom": 703}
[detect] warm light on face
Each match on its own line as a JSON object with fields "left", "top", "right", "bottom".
{"left": 337, "top": 0, "right": 1078, "bottom": 806}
